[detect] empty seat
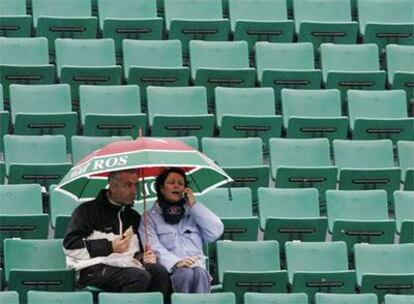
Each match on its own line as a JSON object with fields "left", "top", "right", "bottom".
{"left": 320, "top": 43, "right": 386, "bottom": 101}
{"left": 79, "top": 85, "right": 147, "bottom": 137}
{"left": 0, "top": 0, "right": 32, "bottom": 37}
{"left": 152, "top": 136, "right": 199, "bottom": 150}
{"left": 269, "top": 138, "right": 337, "bottom": 206}
{"left": 0, "top": 291, "right": 19, "bottom": 304}
{"left": 293, "top": 0, "right": 358, "bottom": 50}
{"left": 99, "top": 292, "right": 163, "bottom": 304}
{"left": 315, "top": 293, "right": 378, "bottom": 304}
{"left": 384, "top": 294, "right": 414, "bottom": 304}
{"left": 0, "top": 37, "right": 55, "bottom": 100}
{"left": 281, "top": 88, "right": 348, "bottom": 141}
{"left": 326, "top": 190, "right": 395, "bottom": 253}
{"left": 27, "top": 291, "right": 93, "bottom": 304}
{"left": 258, "top": 188, "right": 327, "bottom": 256}
{"left": 347, "top": 90, "right": 413, "bottom": 143}
{"left": 285, "top": 241, "right": 356, "bottom": 300}
{"left": 357, "top": 0, "right": 414, "bottom": 50}
{"left": 122, "top": 39, "right": 190, "bottom": 107}
{"left": 255, "top": 42, "right": 321, "bottom": 112}
{"left": 9, "top": 84, "right": 77, "bottom": 150}
{"left": 216, "top": 240, "right": 288, "bottom": 303}
{"left": 333, "top": 139, "right": 400, "bottom": 207}
{"left": 147, "top": 86, "right": 214, "bottom": 140}
{"left": 202, "top": 137, "right": 269, "bottom": 201}
{"left": 172, "top": 292, "right": 235, "bottom": 304}
{"left": 398, "top": 141, "right": 414, "bottom": 190}
{"left": 4, "top": 135, "right": 72, "bottom": 188}
{"left": 394, "top": 191, "right": 414, "bottom": 244}
{"left": 228, "top": 0, "right": 294, "bottom": 51}
{"left": 354, "top": 243, "right": 414, "bottom": 301}
{"left": 244, "top": 292, "right": 308, "bottom": 304}
{"left": 97, "top": 0, "right": 162, "bottom": 57}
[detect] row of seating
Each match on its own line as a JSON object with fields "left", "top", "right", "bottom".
{"left": 1, "top": 37, "right": 412, "bottom": 108}
{"left": 1, "top": 239, "right": 413, "bottom": 303}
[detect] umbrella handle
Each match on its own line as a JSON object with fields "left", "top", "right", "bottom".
{"left": 140, "top": 169, "right": 150, "bottom": 251}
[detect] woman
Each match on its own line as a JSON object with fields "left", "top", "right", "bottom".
{"left": 139, "top": 167, "right": 224, "bottom": 293}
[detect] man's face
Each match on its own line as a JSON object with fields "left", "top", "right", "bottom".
{"left": 108, "top": 171, "right": 139, "bottom": 205}
{"left": 160, "top": 172, "right": 186, "bottom": 203}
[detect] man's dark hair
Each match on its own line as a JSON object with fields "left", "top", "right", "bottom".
{"left": 108, "top": 169, "right": 138, "bottom": 183}
{"left": 155, "top": 168, "right": 188, "bottom": 201}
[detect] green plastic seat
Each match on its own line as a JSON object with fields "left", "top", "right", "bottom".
{"left": 0, "top": 291, "right": 19, "bottom": 304}
{"left": 281, "top": 88, "right": 348, "bottom": 142}
{"left": 152, "top": 136, "right": 199, "bottom": 150}
{"left": 285, "top": 241, "right": 356, "bottom": 300}
{"left": 172, "top": 292, "right": 235, "bottom": 304}
{"left": 27, "top": 291, "right": 93, "bottom": 304}
{"left": 333, "top": 139, "right": 400, "bottom": 207}
{"left": 4, "top": 239, "right": 75, "bottom": 304}
{"left": 269, "top": 138, "right": 337, "bottom": 206}
{"left": 394, "top": 191, "right": 414, "bottom": 243}
{"left": 202, "top": 137, "right": 269, "bottom": 202}
{"left": 320, "top": 43, "right": 386, "bottom": 102}
{"left": 293, "top": 0, "right": 358, "bottom": 50}
{"left": 97, "top": 0, "right": 162, "bottom": 58}
{"left": 315, "top": 293, "right": 378, "bottom": 304}
{"left": 348, "top": 90, "right": 413, "bottom": 143}
{"left": 326, "top": 190, "right": 395, "bottom": 253}
{"left": 216, "top": 240, "right": 289, "bottom": 303}
{"left": 79, "top": 85, "right": 147, "bottom": 137}
{"left": 357, "top": 0, "right": 414, "bottom": 50}
{"left": 354, "top": 243, "right": 414, "bottom": 302}
{"left": 384, "top": 294, "right": 414, "bottom": 304}
{"left": 32, "top": 0, "right": 98, "bottom": 55}
{"left": 9, "top": 84, "right": 77, "bottom": 151}
{"left": 244, "top": 292, "right": 308, "bottom": 304}
{"left": 4, "top": 135, "right": 72, "bottom": 188}
{"left": 0, "top": 103, "right": 9, "bottom": 154}
{"left": 122, "top": 39, "right": 190, "bottom": 108}
{"left": 147, "top": 86, "right": 214, "bottom": 140}
{"left": 99, "top": 292, "right": 163, "bottom": 304}
{"left": 255, "top": 42, "right": 321, "bottom": 112}
{"left": 189, "top": 40, "right": 256, "bottom": 110}
{"left": 0, "top": 0, "right": 32, "bottom": 37}
{"left": 258, "top": 188, "right": 327, "bottom": 256}
{"left": 55, "top": 38, "right": 121, "bottom": 102}
{"left": 0, "top": 37, "right": 55, "bottom": 101}
{"left": 228, "top": 0, "right": 294, "bottom": 51}
{"left": 386, "top": 45, "right": 414, "bottom": 108}
{"left": 164, "top": 0, "right": 230, "bottom": 56}
{"left": 215, "top": 87, "right": 282, "bottom": 153}
{"left": 398, "top": 141, "right": 414, "bottom": 190}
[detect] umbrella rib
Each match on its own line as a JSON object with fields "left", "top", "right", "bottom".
{"left": 189, "top": 173, "right": 201, "bottom": 193}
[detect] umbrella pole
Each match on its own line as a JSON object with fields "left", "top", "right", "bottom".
{"left": 141, "top": 169, "right": 149, "bottom": 251}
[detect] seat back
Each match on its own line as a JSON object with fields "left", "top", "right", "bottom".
{"left": 386, "top": 45, "right": 414, "bottom": 83}
{"left": 0, "top": 291, "right": 19, "bottom": 304}
{"left": 27, "top": 291, "right": 93, "bottom": 304}
{"left": 398, "top": 141, "right": 414, "bottom": 181}
{"left": 0, "top": 37, "right": 49, "bottom": 65}
{"left": 99, "top": 292, "right": 163, "bottom": 304}
{"left": 394, "top": 191, "right": 414, "bottom": 234}
{"left": 0, "top": 0, "right": 27, "bottom": 15}
{"left": 32, "top": 0, "right": 92, "bottom": 25}
{"left": 244, "top": 292, "right": 308, "bottom": 304}
{"left": 171, "top": 292, "right": 236, "bottom": 304}
{"left": 315, "top": 293, "right": 378, "bottom": 304}
{"left": 0, "top": 184, "right": 43, "bottom": 214}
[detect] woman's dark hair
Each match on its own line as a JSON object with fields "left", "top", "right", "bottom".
{"left": 155, "top": 167, "right": 188, "bottom": 200}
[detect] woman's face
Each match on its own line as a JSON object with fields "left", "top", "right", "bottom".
{"left": 160, "top": 172, "right": 186, "bottom": 202}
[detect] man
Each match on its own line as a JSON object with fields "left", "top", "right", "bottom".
{"left": 63, "top": 169, "right": 170, "bottom": 298}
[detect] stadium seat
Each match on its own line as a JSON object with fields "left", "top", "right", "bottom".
{"left": 32, "top": 0, "right": 97, "bottom": 56}
{"left": 202, "top": 137, "right": 269, "bottom": 202}
{"left": 228, "top": 0, "right": 294, "bottom": 51}
{"left": 357, "top": 0, "right": 414, "bottom": 50}
{"left": 258, "top": 188, "right": 327, "bottom": 257}
{"left": 333, "top": 139, "right": 400, "bottom": 207}
{"left": 27, "top": 291, "right": 93, "bottom": 304}
{"left": 215, "top": 87, "right": 282, "bottom": 152}
{"left": 0, "top": 37, "right": 55, "bottom": 101}
{"left": 190, "top": 40, "right": 256, "bottom": 110}
{"left": 0, "top": 0, "right": 31, "bottom": 37}
{"left": 153, "top": 136, "right": 199, "bottom": 150}
{"left": 285, "top": 241, "right": 356, "bottom": 300}
{"left": 9, "top": 84, "right": 77, "bottom": 150}
{"left": 122, "top": 39, "right": 190, "bottom": 108}
{"left": 0, "top": 291, "right": 19, "bottom": 304}
{"left": 384, "top": 294, "right": 414, "bottom": 304}
{"left": 79, "top": 85, "right": 147, "bottom": 137}
{"left": 347, "top": 90, "right": 413, "bottom": 143}
{"left": 4, "top": 135, "right": 72, "bottom": 188}
{"left": 244, "top": 292, "right": 308, "bottom": 304}
{"left": 147, "top": 86, "right": 214, "bottom": 140}
{"left": 4, "top": 239, "right": 75, "bottom": 304}
{"left": 55, "top": 38, "right": 122, "bottom": 102}
{"left": 216, "top": 240, "right": 289, "bottom": 303}
{"left": 315, "top": 293, "right": 378, "bottom": 304}
{"left": 269, "top": 138, "right": 337, "bottom": 206}
{"left": 293, "top": 0, "right": 358, "bottom": 50}
{"left": 354, "top": 243, "right": 414, "bottom": 302}
{"left": 255, "top": 42, "right": 321, "bottom": 112}
{"left": 97, "top": 0, "right": 162, "bottom": 58}
{"left": 394, "top": 191, "right": 414, "bottom": 243}
{"left": 164, "top": 0, "right": 230, "bottom": 57}
{"left": 99, "top": 292, "right": 163, "bottom": 304}
{"left": 398, "top": 141, "right": 414, "bottom": 190}
{"left": 172, "top": 292, "right": 235, "bottom": 304}
{"left": 281, "top": 88, "right": 348, "bottom": 142}
{"left": 326, "top": 190, "right": 395, "bottom": 254}
{"left": 320, "top": 43, "right": 386, "bottom": 102}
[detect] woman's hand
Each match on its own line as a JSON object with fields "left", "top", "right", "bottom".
{"left": 182, "top": 187, "right": 195, "bottom": 207}
{"left": 143, "top": 249, "right": 157, "bottom": 264}
{"left": 175, "top": 256, "right": 199, "bottom": 268}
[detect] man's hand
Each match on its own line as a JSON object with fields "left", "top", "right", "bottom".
{"left": 112, "top": 235, "right": 130, "bottom": 253}
{"left": 175, "top": 256, "right": 200, "bottom": 268}
{"left": 143, "top": 249, "right": 156, "bottom": 264}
